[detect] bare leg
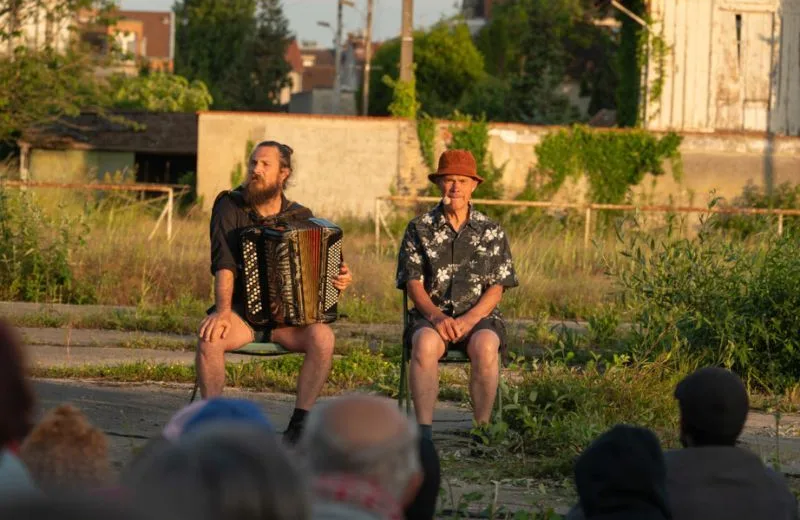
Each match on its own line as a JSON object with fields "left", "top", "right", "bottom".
{"left": 409, "top": 328, "right": 446, "bottom": 425}
{"left": 272, "top": 323, "right": 335, "bottom": 410}
{"left": 196, "top": 313, "right": 255, "bottom": 398}
{"left": 467, "top": 330, "right": 500, "bottom": 425}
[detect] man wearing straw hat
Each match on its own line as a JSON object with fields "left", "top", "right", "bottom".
{"left": 396, "top": 149, "right": 518, "bottom": 443}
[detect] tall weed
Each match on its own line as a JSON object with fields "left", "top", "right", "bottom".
{"left": 0, "top": 189, "right": 94, "bottom": 303}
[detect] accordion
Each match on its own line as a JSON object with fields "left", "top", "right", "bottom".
{"left": 240, "top": 218, "right": 343, "bottom": 327}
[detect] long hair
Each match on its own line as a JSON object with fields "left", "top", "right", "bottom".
{"left": 0, "top": 319, "right": 35, "bottom": 449}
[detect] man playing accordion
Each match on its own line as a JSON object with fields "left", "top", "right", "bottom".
{"left": 396, "top": 150, "right": 518, "bottom": 443}
{"left": 197, "top": 140, "right": 352, "bottom": 444}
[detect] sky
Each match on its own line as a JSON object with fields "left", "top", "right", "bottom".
{"left": 118, "top": 0, "right": 462, "bottom": 45}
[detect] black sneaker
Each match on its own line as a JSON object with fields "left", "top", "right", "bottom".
{"left": 283, "top": 420, "right": 304, "bottom": 446}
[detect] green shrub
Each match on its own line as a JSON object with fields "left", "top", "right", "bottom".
{"left": 496, "top": 359, "right": 681, "bottom": 476}
{"left": 0, "top": 189, "right": 95, "bottom": 303}
{"left": 611, "top": 218, "right": 800, "bottom": 391}
{"left": 708, "top": 182, "right": 800, "bottom": 237}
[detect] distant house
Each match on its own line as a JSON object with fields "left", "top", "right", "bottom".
{"left": 115, "top": 10, "right": 175, "bottom": 73}
{"left": 643, "top": 0, "right": 800, "bottom": 135}
{"left": 17, "top": 112, "right": 197, "bottom": 185}
{"left": 290, "top": 34, "right": 380, "bottom": 115}
{"left": 281, "top": 39, "right": 305, "bottom": 106}
{"left": 0, "top": 0, "right": 77, "bottom": 54}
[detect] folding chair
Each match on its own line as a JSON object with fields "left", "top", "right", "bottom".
{"left": 397, "top": 289, "right": 503, "bottom": 418}
{"left": 189, "top": 341, "right": 292, "bottom": 402}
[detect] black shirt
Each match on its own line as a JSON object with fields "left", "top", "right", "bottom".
{"left": 209, "top": 187, "right": 313, "bottom": 306}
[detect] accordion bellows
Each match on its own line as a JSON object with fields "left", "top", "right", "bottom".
{"left": 241, "top": 218, "right": 343, "bottom": 327}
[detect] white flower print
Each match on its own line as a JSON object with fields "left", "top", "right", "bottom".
{"left": 436, "top": 267, "right": 450, "bottom": 283}
{"left": 426, "top": 248, "right": 439, "bottom": 260}
{"left": 472, "top": 212, "right": 487, "bottom": 222}
{"left": 468, "top": 273, "right": 482, "bottom": 283}
{"left": 471, "top": 285, "right": 482, "bottom": 296}
{"left": 409, "top": 252, "right": 422, "bottom": 265}
{"left": 484, "top": 228, "right": 498, "bottom": 241}
{"left": 491, "top": 245, "right": 500, "bottom": 256}
{"left": 497, "top": 263, "right": 511, "bottom": 280}
{"left": 475, "top": 244, "right": 487, "bottom": 255}
{"left": 433, "top": 229, "right": 448, "bottom": 244}
{"left": 421, "top": 214, "right": 433, "bottom": 225}
{"left": 470, "top": 234, "right": 481, "bottom": 246}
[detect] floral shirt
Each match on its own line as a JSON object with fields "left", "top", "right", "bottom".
{"left": 395, "top": 203, "right": 518, "bottom": 319}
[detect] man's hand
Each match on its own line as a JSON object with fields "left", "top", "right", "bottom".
{"left": 333, "top": 262, "right": 352, "bottom": 291}
{"left": 199, "top": 310, "right": 233, "bottom": 342}
{"left": 453, "top": 314, "right": 480, "bottom": 342}
{"left": 431, "top": 314, "right": 462, "bottom": 343}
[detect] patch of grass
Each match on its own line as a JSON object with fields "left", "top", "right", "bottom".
{"left": 6, "top": 305, "right": 202, "bottom": 335}
{"left": 115, "top": 337, "right": 195, "bottom": 351}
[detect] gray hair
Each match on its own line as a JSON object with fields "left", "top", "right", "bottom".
{"left": 300, "top": 398, "right": 421, "bottom": 502}
{"left": 122, "top": 423, "right": 310, "bottom": 520}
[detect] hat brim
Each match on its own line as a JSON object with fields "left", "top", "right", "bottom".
{"left": 428, "top": 172, "right": 484, "bottom": 184}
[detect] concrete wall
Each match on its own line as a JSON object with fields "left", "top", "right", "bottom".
{"left": 197, "top": 112, "right": 800, "bottom": 218}
{"left": 197, "top": 112, "right": 401, "bottom": 218}
{"left": 29, "top": 150, "right": 135, "bottom": 183}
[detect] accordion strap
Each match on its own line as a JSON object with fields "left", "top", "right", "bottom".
{"left": 216, "top": 188, "right": 313, "bottom": 226}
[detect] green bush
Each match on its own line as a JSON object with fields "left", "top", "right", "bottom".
{"left": 707, "top": 181, "right": 800, "bottom": 237}
{"left": 495, "top": 359, "right": 681, "bottom": 476}
{"left": 0, "top": 189, "right": 95, "bottom": 303}
{"left": 611, "top": 219, "right": 800, "bottom": 392}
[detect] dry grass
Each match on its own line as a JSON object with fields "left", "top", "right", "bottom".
{"left": 21, "top": 190, "right": 617, "bottom": 321}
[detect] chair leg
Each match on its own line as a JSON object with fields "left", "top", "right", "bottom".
{"left": 398, "top": 347, "right": 408, "bottom": 410}
{"left": 494, "top": 364, "right": 503, "bottom": 421}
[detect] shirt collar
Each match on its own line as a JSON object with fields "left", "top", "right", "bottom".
{"left": 313, "top": 474, "right": 403, "bottom": 520}
{"left": 430, "top": 202, "right": 482, "bottom": 232}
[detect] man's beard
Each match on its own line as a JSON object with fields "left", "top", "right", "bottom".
{"left": 243, "top": 179, "right": 282, "bottom": 206}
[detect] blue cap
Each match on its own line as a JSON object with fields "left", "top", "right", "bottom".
{"left": 181, "top": 398, "right": 273, "bottom": 437}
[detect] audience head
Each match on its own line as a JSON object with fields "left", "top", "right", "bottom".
{"left": 404, "top": 437, "right": 441, "bottom": 520}
{"left": 674, "top": 367, "right": 749, "bottom": 447}
{"left": 179, "top": 398, "right": 274, "bottom": 438}
{"left": 19, "top": 403, "right": 111, "bottom": 493}
{"left": 0, "top": 493, "right": 160, "bottom": 520}
{"left": 0, "top": 319, "right": 35, "bottom": 451}
{"left": 123, "top": 423, "right": 308, "bottom": 520}
{"left": 300, "top": 395, "right": 423, "bottom": 507}
{"left": 574, "top": 425, "right": 670, "bottom": 520}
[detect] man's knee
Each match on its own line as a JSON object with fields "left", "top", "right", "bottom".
{"left": 468, "top": 331, "right": 500, "bottom": 373}
{"left": 411, "top": 329, "right": 445, "bottom": 366}
{"left": 197, "top": 338, "right": 225, "bottom": 358}
{"left": 305, "top": 323, "right": 335, "bottom": 357}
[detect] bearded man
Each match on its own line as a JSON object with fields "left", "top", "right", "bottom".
{"left": 196, "top": 140, "right": 352, "bottom": 443}
{"left": 396, "top": 149, "right": 518, "bottom": 442}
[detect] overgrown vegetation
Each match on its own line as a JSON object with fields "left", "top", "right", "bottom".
{"left": 611, "top": 215, "right": 800, "bottom": 393}
{"left": 708, "top": 182, "right": 800, "bottom": 237}
{"left": 0, "top": 190, "right": 94, "bottom": 303}
{"left": 527, "top": 125, "right": 683, "bottom": 204}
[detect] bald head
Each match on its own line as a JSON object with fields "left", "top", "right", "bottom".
{"left": 300, "top": 395, "right": 421, "bottom": 502}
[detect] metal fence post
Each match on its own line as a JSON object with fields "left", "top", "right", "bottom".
{"left": 167, "top": 188, "right": 174, "bottom": 241}
{"left": 778, "top": 213, "right": 784, "bottom": 236}
{"left": 374, "top": 198, "right": 381, "bottom": 255}
{"left": 584, "top": 205, "right": 592, "bottom": 250}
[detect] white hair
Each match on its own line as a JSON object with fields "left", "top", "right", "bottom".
{"left": 300, "top": 399, "right": 421, "bottom": 501}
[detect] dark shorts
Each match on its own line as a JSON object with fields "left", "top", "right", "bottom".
{"left": 403, "top": 312, "right": 507, "bottom": 361}
{"left": 207, "top": 302, "right": 274, "bottom": 343}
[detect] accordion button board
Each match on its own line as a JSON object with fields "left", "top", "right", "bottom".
{"left": 241, "top": 218, "right": 343, "bottom": 327}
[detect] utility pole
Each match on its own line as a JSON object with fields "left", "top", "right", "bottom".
{"left": 399, "top": 0, "right": 413, "bottom": 82}
{"left": 332, "top": 0, "right": 344, "bottom": 114}
{"left": 361, "top": 0, "right": 374, "bottom": 116}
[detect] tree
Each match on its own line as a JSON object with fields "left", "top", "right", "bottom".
{"left": 107, "top": 73, "right": 213, "bottom": 112}
{"left": 0, "top": 0, "right": 116, "bottom": 145}
{"left": 506, "top": 0, "right": 618, "bottom": 124}
{"left": 366, "top": 22, "right": 485, "bottom": 117}
{"left": 173, "top": 0, "right": 257, "bottom": 109}
{"left": 243, "top": 0, "right": 292, "bottom": 110}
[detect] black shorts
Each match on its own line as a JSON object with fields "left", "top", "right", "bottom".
{"left": 206, "top": 302, "right": 274, "bottom": 343}
{"left": 403, "top": 311, "right": 507, "bottom": 360}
